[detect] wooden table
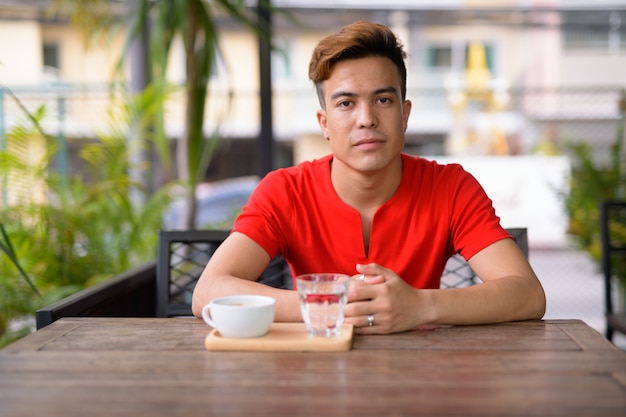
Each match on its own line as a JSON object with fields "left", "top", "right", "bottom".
{"left": 1, "top": 318, "right": 625, "bottom": 417}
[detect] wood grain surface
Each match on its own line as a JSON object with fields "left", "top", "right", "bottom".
{"left": 205, "top": 322, "right": 354, "bottom": 351}
{"left": 1, "top": 317, "right": 625, "bottom": 417}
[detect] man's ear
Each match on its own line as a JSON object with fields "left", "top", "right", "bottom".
{"left": 402, "top": 99, "right": 412, "bottom": 132}
{"left": 316, "top": 109, "right": 329, "bottom": 138}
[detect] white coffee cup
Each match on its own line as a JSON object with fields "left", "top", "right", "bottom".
{"left": 201, "top": 295, "right": 275, "bottom": 338}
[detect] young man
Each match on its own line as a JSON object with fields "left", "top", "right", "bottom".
{"left": 192, "top": 21, "right": 546, "bottom": 333}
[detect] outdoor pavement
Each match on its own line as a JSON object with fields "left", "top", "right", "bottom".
{"left": 530, "top": 248, "right": 626, "bottom": 350}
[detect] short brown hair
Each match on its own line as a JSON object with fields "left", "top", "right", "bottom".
{"left": 308, "top": 21, "right": 408, "bottom": 107}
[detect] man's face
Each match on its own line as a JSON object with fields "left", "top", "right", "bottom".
{"left": 316, "top": 55, "right": 411, "bottom": 174}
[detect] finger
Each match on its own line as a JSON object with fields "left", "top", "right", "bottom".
{"left": 353, "top": 315, "right": 383, "bottom": 334}
{"left": 349, "top": 273, "right": 366, "bottom": 282}
{"left": 356, "top": 263, "right": 383, "bottom": 275}
{"left": 350, "top": 273, "right": 382, "bottom": 285}
{"left": 343, "top": 312, "right": 376, "bottom": 329}
{"left": 355, "top": 264, "right": 388, "bottom": 283}
{"left": 345, "top": 297, "right": 377, "bottom": 318}
{"left": 347, "top": 282, "right": 379, "bottom": 302}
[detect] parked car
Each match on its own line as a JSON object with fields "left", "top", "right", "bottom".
{"left": 162, "top": 176, "right": 259, "bottom": 230}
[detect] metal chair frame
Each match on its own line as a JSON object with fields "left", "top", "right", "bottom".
{"left": 600, "top": 201, "right": 626, "bottom": 341}
{"left": 441, "top": 228, "right": 528, "bottom": 288}
{"left": 156, "top": 230, "right": 290, "bottom": 317}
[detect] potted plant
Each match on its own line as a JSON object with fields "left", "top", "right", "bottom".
{"left": 564, "top": 90, "right": 626, "bottom": 308}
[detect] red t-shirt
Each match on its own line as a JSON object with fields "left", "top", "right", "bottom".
{"left": 233, "top": 153, "right": 510, "bottom": 289}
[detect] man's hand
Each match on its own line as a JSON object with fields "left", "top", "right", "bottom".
{"left": 344, "top": 263, "right": 428, "bottom": 334}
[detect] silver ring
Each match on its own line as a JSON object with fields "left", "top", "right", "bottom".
{"left": 367, "top": 314, "right": 375, "bottom": 327}
{"left": 359, "top": 274, "right": 366, "bottom": 282}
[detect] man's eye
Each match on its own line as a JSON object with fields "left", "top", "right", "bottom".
{"left": 339, "top": 101, "right": 352, "bottom": 107}
{"left": 378, "top": 97, "right": 390, "bottom": 104}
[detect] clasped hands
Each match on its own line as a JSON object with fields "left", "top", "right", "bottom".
{"left": 345, "top": 263, "right": 431, "bottom": 334}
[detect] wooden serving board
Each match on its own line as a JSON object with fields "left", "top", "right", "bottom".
{"left": 205, "top": 322, "right": 354, "bottom": 352}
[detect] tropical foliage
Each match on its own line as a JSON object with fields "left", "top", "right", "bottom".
{"left": 0, "top": 87, "right": 175, "bottom": 346}
{"left": 54, "top": 0, "right": 276, "bottom": 229}
{"left": 564, "top": 102, "right": 626, "bottom": 286}
{"left": 0, "top": 0, "right": 281, "bottom": 346}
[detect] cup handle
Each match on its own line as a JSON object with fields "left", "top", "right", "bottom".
{"left": 201, "top": 304, "right": 216, "bottom": 328}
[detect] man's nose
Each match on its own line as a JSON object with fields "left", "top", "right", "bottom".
{"left": 357, "top": 104, "right": 378, "bottom": 128}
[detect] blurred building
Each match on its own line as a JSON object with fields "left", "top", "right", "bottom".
{"left": 1, "top": 1, "right": 625, "bottom": 157}
{"left": 0, "top": 2, "right": 625, "bottom": 222}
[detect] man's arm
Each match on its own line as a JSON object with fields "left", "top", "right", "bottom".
{"left": 190, "top": 232, "right": 302, "bottom": 321}
{"left": 430, "top": 237, "right": 546, "bottom": 324}
{"left": 345, "top": 238, "right": 546, "bottom": 333}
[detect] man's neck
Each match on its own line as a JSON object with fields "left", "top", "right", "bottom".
{"left": 330, "top": 156, "right": 403, "bottom": 212}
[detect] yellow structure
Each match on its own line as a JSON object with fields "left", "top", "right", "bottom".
{"left": 447, "top": 41, "right": 511, "bottom": 156}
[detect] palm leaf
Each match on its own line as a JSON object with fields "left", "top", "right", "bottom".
{"left": 0, "top": 224, "right": 41, "bottom": 298}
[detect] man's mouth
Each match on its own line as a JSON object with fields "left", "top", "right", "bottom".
{"left": 353, "top": 138, "right": 385, "bottom": 149}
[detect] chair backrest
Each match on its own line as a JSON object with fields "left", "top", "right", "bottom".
{"left": 157, "top": 228, "right": 528, "bottom": 316}
{"left": 440, "top": 227, "right": 529, "bottom": 289}
{"left": 156, "top": 230, "right": 291, "bottom": 317}
{"left": 600, "top": 201, "right": 626, "bottom": 340}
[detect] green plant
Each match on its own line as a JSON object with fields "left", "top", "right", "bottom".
{"left": 0, "top": 1, "right": 295, "bottom": 346}
{"left": 0, "top": 88, "right": 176, "bottom": 346}
{"left": 53, "top": 0, "right": 282, "bottom": 230}
{"left": 564, "top": 104, "right": 626, "bottom": 285}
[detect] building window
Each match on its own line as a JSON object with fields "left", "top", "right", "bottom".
{"left": 423, "top": 42, "right": 496, "bottom": 75}
{"left": 564, "top": 27, "right": 611, "bottom": 50}
{"left": 425, "top": 45, "right": 452, "bottom": 69}
{"left": 43, "top": 43, "right": 60, "bottom": 69}
{"left": 563, "top": 10, "right": 625, "bottom": 51}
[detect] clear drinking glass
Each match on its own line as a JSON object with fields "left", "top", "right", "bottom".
{"left": 296, "top": 273, "right": 350, "bottom": 337}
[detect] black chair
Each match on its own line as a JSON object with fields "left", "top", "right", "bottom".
{"left": 157, "top": 228, "right": 528, "bottom": 317}
{"left": 156, "top": 230, "right": 291, "bottom": 317}
{"left": 600, "top": 201, "right": 626, "bottom": 341}
{"left": 441, "top": 228, "right": 529, "bottom": 288}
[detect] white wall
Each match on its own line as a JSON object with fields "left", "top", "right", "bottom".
{"left": 429, "top": 155, "right": 571, "bottom": 248}
{"left": 0, "top": 21, "right": 42, "bottom": 84}
{"left": 561, "top": 53, "right": 626, "bottom": 87}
